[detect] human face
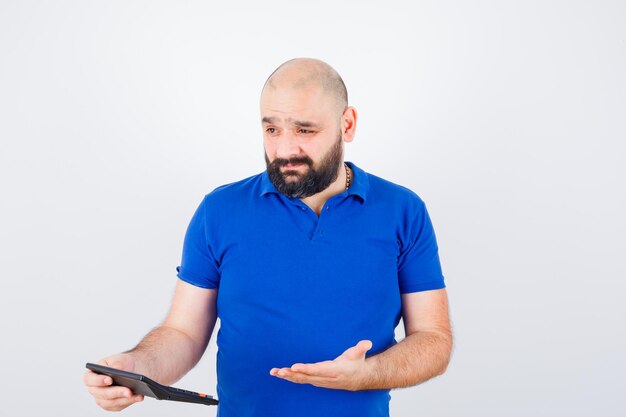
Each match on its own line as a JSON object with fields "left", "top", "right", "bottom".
{"left": 261, "top": 85, "right": 345, "bottom": 198}
{"left": 264, "top": 129, "right": 343, "bottom": 198}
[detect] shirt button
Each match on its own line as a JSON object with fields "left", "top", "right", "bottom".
{"left": 300, "top": 207, "right": 306, "bottom": 211}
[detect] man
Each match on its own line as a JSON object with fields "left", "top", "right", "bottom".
{"left": 84, "top": 57, "right": 452, "bottom": 417}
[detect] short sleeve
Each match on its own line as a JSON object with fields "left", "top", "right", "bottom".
{"left": 397, "top": 200, "right": 446, "bottom": 293}
{"left": 175, "top": 196, "right": 221, "bottom": 289}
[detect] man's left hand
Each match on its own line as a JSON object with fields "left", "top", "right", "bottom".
{"left": 269, "top": 340, "right": 373, "bottom": 391}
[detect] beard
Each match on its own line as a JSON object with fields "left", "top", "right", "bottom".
{"left": 265, "top": 132, "right": 344, "bottom": 199}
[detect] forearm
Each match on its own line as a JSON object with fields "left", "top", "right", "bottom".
{"left": 358, "top": 330, "right": 452, "bottom": 390}
{"left": 124, "top": 325, "right": 207, "bottom": 386}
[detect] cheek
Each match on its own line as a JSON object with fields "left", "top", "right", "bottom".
{"left": 305, "top": 141, "right": 327, "bottom": 161}
{"left": 263, "top": 139, "right": 275, "bottom": 158}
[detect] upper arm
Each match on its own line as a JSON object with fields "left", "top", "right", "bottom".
{"left": 162, "top": 278, "right": 218, "bottom": 349}
{"left": 401, "top": 288, "right": 451, "bottom": 339}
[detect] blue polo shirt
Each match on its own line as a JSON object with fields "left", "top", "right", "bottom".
{"left": 176, "top": 161, "right": 445, "bottom": 417}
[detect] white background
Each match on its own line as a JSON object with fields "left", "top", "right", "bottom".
{"left": 1, "top": 1, "right": 624, "bottom": 416}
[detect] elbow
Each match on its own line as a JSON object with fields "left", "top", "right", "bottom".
{"left": 435, "top": 353, "right": 451, "bottom": 377}
{"left": 428, "top": 332, "right": 453, "bottom": 379}
{"left": 436, "top": 334, "right": 453, "bottom": 376}
{"left": 407, "top": 331, "right": 453, "bottom": 386}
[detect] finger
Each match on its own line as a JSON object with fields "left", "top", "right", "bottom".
{"left": 84, "top": 370, "right": 113, "bottom": 387}
{"left": 269, "top": 367, "right": 293, "bottom": 376}
{"left": 274, "top": 369, "right": 337, "bottom": 386}
{"left": 88, "top": 385, "right": 134, "bottom": 401}
{"left": 274, "top": 367, "right": 337, "bottom": 380}
{"left": 85, "top": 355, "right": 132, "bottom": 387}
{"left": 275, "top": 367, "right": 293, "bottom": 377}
{"left": 272, "top": 367, "right": 302, "bottom": 378}
{"left": 100, "top": 357, "right": 127, "bottom": 369}
{"left": 272, "top": 368, "right": 304, "bottom": 381}
{"left": 341, "top": 340, "right": 373, "bottom": 360}
{"left": 290, "top": 361, "right": 337, "bottom": 377}
{"left": 271, "top": 365, "right": 320, "bottom": 376}
{"left": 95, "top": 394, "right": 143, "bottom": 411}
{"left": 358, "top": 340, "right": 373, "bottom": 352}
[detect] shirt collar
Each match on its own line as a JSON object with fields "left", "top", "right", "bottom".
{"left": 259, "top": 160, "right": 369, "bottom": 203}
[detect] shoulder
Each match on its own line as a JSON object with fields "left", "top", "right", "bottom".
{"left": 200, "top": 171, "right": 264, "bottom": 211}
{"left": 365, "top": 169, "right": 427, "bottom": 214}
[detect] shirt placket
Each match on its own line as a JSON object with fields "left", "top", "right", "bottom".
{"left": 286, "top": 193, "right": 346, "bottom": 241}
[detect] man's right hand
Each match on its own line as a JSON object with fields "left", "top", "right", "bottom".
{"left": 83, "top": 353, "right": 145, "bottom": 412}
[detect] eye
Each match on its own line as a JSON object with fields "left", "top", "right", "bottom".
{"left": 298, "top": 128, "right": 314, "bottom": 134}
{"left": 265, "top": 127, "right": 277, "bottom": 134}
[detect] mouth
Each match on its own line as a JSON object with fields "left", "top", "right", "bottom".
{"left": 283, "top": 162, "right": 305, "bottom": 169}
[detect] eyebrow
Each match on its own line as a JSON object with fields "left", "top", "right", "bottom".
{"left": 261, "top": 116, "right": 321, "bottom": 129}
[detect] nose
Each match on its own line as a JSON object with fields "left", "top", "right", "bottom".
{"left": 275, "top": 130, "right": 302, "bottom": 161}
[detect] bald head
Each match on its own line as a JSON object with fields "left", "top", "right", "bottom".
{"left": 261, "top": 58, "right": 348, "bottom": 117}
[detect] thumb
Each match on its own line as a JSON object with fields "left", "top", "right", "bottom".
{"left": 100, "top": 354, "right": 135, "bottom": 372}
{"left": 342, "top": 340, "right": 373, "bottom": 361}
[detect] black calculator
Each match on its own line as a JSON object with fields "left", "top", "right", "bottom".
{"left": 86, "top": 363, "right": 218, "bottom": 406}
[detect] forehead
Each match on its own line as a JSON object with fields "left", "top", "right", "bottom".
{"left": 260, "top": 85, "right": 335, "bottom": 124}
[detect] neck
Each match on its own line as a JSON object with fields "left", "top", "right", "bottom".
{"left": 300, "top": 162, "right": 350, "bottom": 214}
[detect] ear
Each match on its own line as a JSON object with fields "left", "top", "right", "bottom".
{"left": 341, "top": 106, "right": 358, "bottom": 143}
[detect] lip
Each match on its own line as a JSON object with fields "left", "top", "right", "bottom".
{"left": 284, "top": 163, "right": 304, "bottom": 168}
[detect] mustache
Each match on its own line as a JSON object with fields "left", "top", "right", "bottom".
{"left": 272, "top": 157, "right": 313, "bottom": 168}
